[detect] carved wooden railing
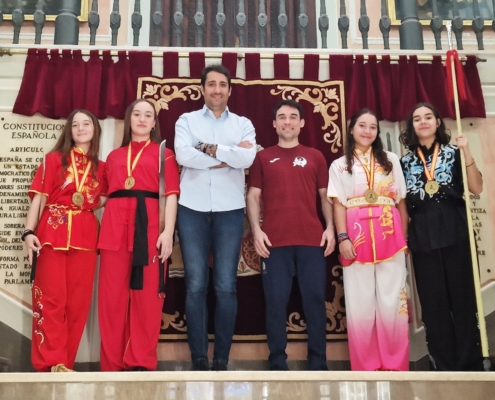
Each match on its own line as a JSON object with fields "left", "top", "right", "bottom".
{"left": 0, "top": 0, "right": 495, "bottom": 50}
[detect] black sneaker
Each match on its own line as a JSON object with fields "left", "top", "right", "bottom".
{"left": 191, "top": 359, "right": 209, "bottom": 371}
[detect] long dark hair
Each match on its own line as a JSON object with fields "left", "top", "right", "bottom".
{"left": 399, "top": 102, "right": 451, "bottom": 150}
{"left": 345, "top": 108, "right": 392, "bottom": 174}
{"left": 50, "top": 109, "right": 101, "bottom": 176}
{"left": 121, "top": 99, "right": 161, "bottom": 147}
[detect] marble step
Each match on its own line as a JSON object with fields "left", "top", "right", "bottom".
{"left": 1, "top": 371, "right": 495, "bottom": 400}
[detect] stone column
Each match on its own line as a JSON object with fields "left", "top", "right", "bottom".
{"left": 398, "top": 0, "right": 423, "bottom": 49}
{"left": 54, "top": 0, "right": 79, "bottom": 44}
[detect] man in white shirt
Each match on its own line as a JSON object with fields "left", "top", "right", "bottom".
{"left": 175, "top": 64, "right": 256, "bottom": 371}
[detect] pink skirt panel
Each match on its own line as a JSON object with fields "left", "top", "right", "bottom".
{"left": 341, "top": 205, "right": 407, "bottom": 266}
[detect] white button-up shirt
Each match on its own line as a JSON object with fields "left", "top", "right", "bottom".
{"left": 175, "top": 105, "right": 257, "bottom": 212}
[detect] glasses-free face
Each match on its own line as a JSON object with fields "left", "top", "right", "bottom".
{"left": 71, "top": 112, "right": 94, "bottom": 151}
{"left": 351, "top": 113, "right": 378, "bottom": 151}
{"left": 273, "top": 105, "right": 305, "bottom": 142}
{"left": 130, "top": 101, "right": 156, "bottom": 140}
{"left": 201, "top": 71, "right": 231, "bottom": 114}
{"left": 412, "top": 106, "right": 440, "bottom": 143}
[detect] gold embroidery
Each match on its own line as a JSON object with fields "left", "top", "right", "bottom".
{"left": 379, "top": 205, "right": 394, "bottom": 239}
{"left": 138, "top": 78, "right": 345, "bottom": 154}
{"left": 326, "top": 265, "right": 347, "bottom": 333}
{"left": 46, "top": 205, "right": 81, "bottom": 230}
{"left": 398, "top": 287, "right": 408, "bottom": 316}
{"left": 143, "top": 84, "right": 203, "bottom": 112}
{"left": 287, "top": 312, "right": 307, "bottom": 332}
{"left": 162, "top": 311, "right": 187, "bottom": 332}
{"left": 33, "top": 286, "right": 45, "bottom": 347}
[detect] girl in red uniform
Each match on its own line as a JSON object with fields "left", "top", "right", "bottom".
{"left": 98, "top": 99, "right": 179, "bottom": 371}
{"left": 24, "top": 109, "right": 105, "bottom": 372}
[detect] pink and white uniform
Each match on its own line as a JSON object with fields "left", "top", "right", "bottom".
{"left": 328, "top": 149, "right": 409, "bottom": 371}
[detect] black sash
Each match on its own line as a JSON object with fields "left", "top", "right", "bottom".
{"left": 109, "top": 190, "right": 161, "bottom": 292}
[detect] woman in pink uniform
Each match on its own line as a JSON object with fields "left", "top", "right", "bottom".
{"left": 24, "top": 109, "right": 104, "bottom": 372}
{"left": 327, "top": 108, "right": 409, "bottom": 371}
{"left": 98, "top": 99, "right": 179, "bottom": 371}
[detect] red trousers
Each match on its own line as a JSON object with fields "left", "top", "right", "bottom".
{"left": 31, "top": 247, "right": 96, "bottom": 372}
{"left": 98, "top": 246, "right": 165, "bottom": 371}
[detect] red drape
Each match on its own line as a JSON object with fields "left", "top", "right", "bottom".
{"left": 13, "top": 48, "right": 152, "bottom": 119}
{"left": 13, "top": 50, "right": 485, "bottom": 123}
{"left": 329, "top": 54, "right": 486, "bottom": 121}
{"left": 139, "top": 53, "right": 347, "bottom": 341}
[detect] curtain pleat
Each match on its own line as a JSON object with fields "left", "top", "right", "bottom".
{"left": 13, "top": 49, "right": 152, "bottom": 120}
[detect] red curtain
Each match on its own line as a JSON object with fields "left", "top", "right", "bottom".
{"left": 139, "top": 53, "right": 347, "bottom": 341}
{"left": 329, "top": 54, "right": 485, "bottom": 121}
{"left": 13, "top": 48, "right": 152, "bottom": 120}
{"left": 13, "top": 50, "right": 485, "bottom": 122}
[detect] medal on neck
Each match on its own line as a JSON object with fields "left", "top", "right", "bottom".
{"left": 417, "top": 143, "right": 440, "bottom": 195}
{"left": 354, "top": 150, "right": 378, "bottom": 204}
{"left": 125, "top": 139, "right": 151, "bottom": 190}
{"left": 70, "top": 149, "right": 92, "bottom": 207}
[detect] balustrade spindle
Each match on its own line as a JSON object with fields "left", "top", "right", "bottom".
{"left": 318, "top": 0, "right": 329, "bottom": 49}
{"left": 298, "top": 0, "right": 309, "bottom": 48}
{"left": 12, "top": 1, "right": 24, "bottom": 45}
{"left": 110, "top": 0, "right": 121, "bottom": 46}
{"left": 33, "top": 0, "right": 45, "bottom": 45}
{"left": 152, "top": 0, "right": 163, "bottom": 47}
{"left": 88, "top": 0, "right": 100, "bottom": 46}
{"left": 451, "top": 0, "right": 464, "bottom": 50}
{"left": 216, "top": 0, "right": 226, "bottom": 47}
{"left": 258, "top": 0, "right": 268, "bottom": 48}
{"left": 131, "top": 0, "right": 142, "bottom": 46}
{"left": 236, "top": 0, "right": 247, "bottom": 47}
{"left": 430, "top": 0, "right": 443, "bottom": 50}
{"left": 338, "top": 0, "right": 350, "bottom": 49}
{"left": 358, "top": 0, "right": 370, "bottom": 49}
{"left": 194, "top": 0, "right": 205, "bottom": 47}
{"left": 472, "top": 0, "right": 485, "bottom": 50}
{"left": 278, "top": 0, "right": 288, "bottom": 48}
{"left": 379, "top": 0, "right": 391, "bottom": 50}
{"left": 173, "top": 0, "right": 184, "bottom": 47}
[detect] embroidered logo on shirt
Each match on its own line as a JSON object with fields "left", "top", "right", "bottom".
{"left": 269, "top": 158, "right": 280, "bottom": 163}
{"left": 293, "top": 157, "right": 307, "bottom": 167}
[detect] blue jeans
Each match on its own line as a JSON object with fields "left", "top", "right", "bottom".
{"left": 262, "top": 246, "right": 328, "bottom": 370}
{"left": 177, "top": 205, "right": 244, "bottom": 365}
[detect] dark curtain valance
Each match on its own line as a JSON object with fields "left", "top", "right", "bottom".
{"left": 13, "top": 48, "right": 152, "bottom": 120}
{"left": 12, "top": 50, "right": 486, "bottom": 123}
{"left": 329, "top": 54, "right": 485, "bottom": 121}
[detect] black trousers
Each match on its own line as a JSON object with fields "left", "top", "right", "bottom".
{"left": 412, "top": 238, "right": 483, "bottom": 371}
{"left": 261, "top": 246, "right": 328, "bottom": 371}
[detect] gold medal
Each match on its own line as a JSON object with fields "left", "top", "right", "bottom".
{"left": 125, "top": 176, "right": 135, "bottom": 190}
{"left": 72, "top": 192, "right": 84, "bottom": 206}
{"left": 70, "top": 149, "right": 92, "bottom": 208}
{"left": 125, "top": 140, "right": 151, "bottom": 190}
{"left": 364, "top": 189, "right": 379, "bottom": 204}
{"left": 425, "top": 180, "right": 439, "bottom": 195}
{"left": 417, "top": 143, "right": 441, "bottom": 196}
{"left": 354, "top": 150, "right": 380, "bottom": 205}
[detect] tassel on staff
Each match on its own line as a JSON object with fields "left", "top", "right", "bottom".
{"left": 445, "top": 22, "right": 491, "bottom": 372}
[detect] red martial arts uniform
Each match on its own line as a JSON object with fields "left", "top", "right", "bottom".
{"left": 29, "top": 148, "right": 105, "bottom": 372}
{"left": 98, "top": 140, "right": 180, "bottom": 371}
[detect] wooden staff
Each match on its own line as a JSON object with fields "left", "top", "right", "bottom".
{"left": 446, "top": 22, "right": 490, "bottom": 371}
